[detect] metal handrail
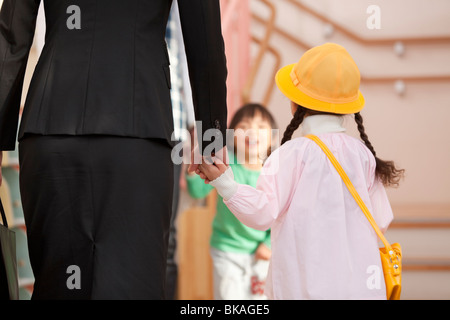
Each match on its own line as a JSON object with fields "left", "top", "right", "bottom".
{"left": 390, "top": 219, "right": 450, "bottom": 229}
{"left": 286, "top": 0, "right": 450, "bottom": 45}
{"left": 403, "top": 258, "right": 450, "bottom": 271}
{"left": 252, "top": 12, "right": 450, "bottom": 84}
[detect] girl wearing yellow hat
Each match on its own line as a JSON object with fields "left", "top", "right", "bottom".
{"left": 197, "top": 43, "right": 404, "bottom": 299}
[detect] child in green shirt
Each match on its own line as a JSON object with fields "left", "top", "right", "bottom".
{"left": 186, "top": 103, "right": 278, "bottom": 299}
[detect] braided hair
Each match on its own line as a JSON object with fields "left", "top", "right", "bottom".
{"left": 281, "top": 104, "right": 336, "bottom": 145}
{"left": 281, "top": 104, "right": 404, "bottom": 187}
{"left": 354, "top": 112, "right": 404, "bottom": 187}
{"left": 281, "top": 105, "right": 307, "bottom": 145}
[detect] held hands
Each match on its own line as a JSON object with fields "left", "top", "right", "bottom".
{"left": 197, "top": 156, "right": 228, "bottom": 184}
{"left": 188, "top": 144, "right": 238, "bottom": 201}
{"left": 188, "top": 145, "right": 229, "bottom": 184}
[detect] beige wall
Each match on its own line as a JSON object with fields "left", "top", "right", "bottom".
{"left": 250, "top": 0, "right": 450, "bottom": 210}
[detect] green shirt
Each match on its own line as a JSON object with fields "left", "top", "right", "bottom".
{"left": 185, "top": 153, "right": 271, "bottom": 254}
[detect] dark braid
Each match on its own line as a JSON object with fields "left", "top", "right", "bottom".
{"left": 281, "top": 105, "right": 307, "bottom": 145}
{"left": 354, "top": 112, "right": 405, "bottom": 187}
{"left": 355, "top": 113, "right": 376, "bottom": 156}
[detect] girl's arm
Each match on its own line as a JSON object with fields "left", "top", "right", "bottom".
{"left": 363, "top": 147, "right": 394, "bottom": 234}
{"left": 201, "top": 144, "right": 302, "bottom": 231}
{"left": 368, "top": 178, "right": 394, "bottom": 234}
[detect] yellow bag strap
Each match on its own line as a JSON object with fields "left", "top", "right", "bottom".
{"left": 305, "top": 134, "right": 393, "bottom": 252}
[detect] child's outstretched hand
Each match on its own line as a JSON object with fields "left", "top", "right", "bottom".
{"left": 198, "top": 157, "right": 238, "bottom": 201}
{"left": 197, "top": 157, "right": 228, "bottom": 184}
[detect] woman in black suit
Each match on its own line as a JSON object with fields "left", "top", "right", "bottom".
{"left": 0, "top": 0, "right": 227, "bottom": 299}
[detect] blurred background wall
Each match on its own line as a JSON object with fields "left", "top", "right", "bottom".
{"left": 248, "top": 0, "right": 450, "bottom": 208}
{"left": 1, "top": 0, "right": 449, "bottom": 300}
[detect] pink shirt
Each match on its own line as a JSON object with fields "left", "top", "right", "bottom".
{"left": 221, "top": 115, "right": 393, "bottom": 300}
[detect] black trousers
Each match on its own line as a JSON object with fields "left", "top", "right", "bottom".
{"left": 165, "top": 156, "right": 182, "bottom": 300}
{"left": 18, "top": 134, "right": 174, "bottom": 299}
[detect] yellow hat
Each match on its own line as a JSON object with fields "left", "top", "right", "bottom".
{"left": 275, "top": 43, "right": 365, "bottom": 114}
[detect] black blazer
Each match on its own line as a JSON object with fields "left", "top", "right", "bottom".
{"left": 0, "top": 0, "right": 227, "bottom": 152}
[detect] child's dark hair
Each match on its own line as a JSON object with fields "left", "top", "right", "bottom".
{"left": 229, "top": 103, "right": 277, "bottom": 131}
{"left": 228, "top": 103, "right": 278, "bottom": 157}
{"left": 281, "top": 104, "right": 405, "bottom": 187}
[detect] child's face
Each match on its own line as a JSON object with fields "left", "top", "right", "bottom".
{"left": 233, "top": 112, "right": 272, "bottom": 163}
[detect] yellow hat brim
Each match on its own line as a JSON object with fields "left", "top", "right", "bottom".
{"left": 275, "top": 63, "right": 365, "bottom": 114}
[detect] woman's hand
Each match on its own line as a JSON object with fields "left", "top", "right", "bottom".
{"left": 198, "top": 157, "right": 228, "bottom": 184}
{"left": 188, "top": 145, "right": 229, "bottom": 177}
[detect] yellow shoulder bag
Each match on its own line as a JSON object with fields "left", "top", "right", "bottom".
{"left": 306, "top": 134, "right": 402, "bottom": 300}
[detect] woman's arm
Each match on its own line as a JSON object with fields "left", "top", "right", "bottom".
{"left": 0, "top": 0, "right": 41, "bottom": 151}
